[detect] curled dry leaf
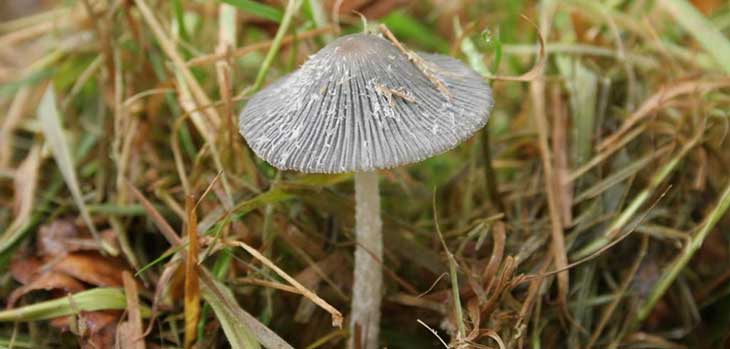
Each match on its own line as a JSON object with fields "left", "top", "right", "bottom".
{"left": 7, "top": 217, "right": 137, "bottom": 349}
{"left": 9, "top": 255, "right": 44, "bottom": 285}
{"left": 51, "top": 252, "right": 126, "bottom": 287}
{"left": 8, "top": 249, "right": 130, "bottom": 300}
{"left": 7, "top": 269, "right": 85, "bottom": 307}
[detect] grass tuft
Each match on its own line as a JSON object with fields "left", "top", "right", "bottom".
{"left": 1, "top": 0, "right": 730, "bottom": 348}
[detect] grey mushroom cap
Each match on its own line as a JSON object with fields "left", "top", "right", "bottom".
{"left": 239, "top": 33, "right": 493, "bottom": 173}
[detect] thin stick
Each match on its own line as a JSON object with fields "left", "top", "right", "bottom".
{"left": 598, "top": 78, "right": 730, "bottom": 151}
{"left": 379, "top": 24, "right": 452, "bottom": 99}
{"left": 481, "top": 129, "right": 506, "bottom": 213}
{"left": 236, "top": 278, "right": 300, "bottom": 294}
{"left": 528, "top": 1, "right": 570, "bottom": 317}
{"left": 417, "top": 319, "right": 449, "bottom": 348}
{"left": 226, "top": 240, "right": 343, "bottom": 328}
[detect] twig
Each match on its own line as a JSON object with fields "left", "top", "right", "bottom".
{"left": 374, "top": 83, "right": 415, "bottom": 106}
{"left": 598, "top": 78, "right": 730, "bottom": 151}
{"left": 379, "top": 24, "right": 452, "bottom": 99}
{"left": 226, "top": 240, "right": 343, "bottom": 328}
{"left": 417, "top": 319, "right": 449, "bottom": 348}
{"left": 526, "top": 1, "right": 571, "bottom": 321}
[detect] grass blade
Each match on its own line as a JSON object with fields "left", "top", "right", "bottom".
{"left": 252, "top": 0, "right": 305, "bottom": 91}
{"left": 0, "top": 288, "right": 149, "bottom": 322}
{"left": 229, "top": 240, "right": 343, "bottom": 328}
{"left": 184, "top": 196, "right": 201, "bottom": 349}
{"left": 634, "top": 179, "right": 730, "bottom": 325}
{"left": 432, "top": 191, "right": 465, "bottom": 342}
{"left": 572, "top": 134, "right": 701, "bottom": 259}
{"left": 221, "top": 0, "right": 283, "bottom": 23}
{"left": 383, "top": 11, "right": 449, "bottom": 52}
{"left": 127, "top": 182, "right": 288, "bottom": 348}
{"left": 200, "top": 270, "right": 280, "bottom": 349}
{"left": 37, "top": 86, "right": 113, "bottom": 254}
{"left": 660, "top": 0, "right": 730, "bottom": 73}
{"left": 556, "top": 56, "right": 597, "bottom": 166}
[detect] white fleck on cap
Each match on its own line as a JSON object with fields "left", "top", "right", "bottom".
{"left": 239, "top": 33, "right": 493, "bottom": 173}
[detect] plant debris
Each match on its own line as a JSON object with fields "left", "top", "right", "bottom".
{"left": 1, "top": 0, "right": 730, "bottom": 348}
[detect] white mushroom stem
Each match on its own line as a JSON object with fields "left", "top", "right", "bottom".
{"left": 350, "top": 171, "right": 383, "bottom": 349}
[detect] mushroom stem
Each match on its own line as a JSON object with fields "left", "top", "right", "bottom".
{"left": 350, "top": 171, "right": 383, "bottom": 349}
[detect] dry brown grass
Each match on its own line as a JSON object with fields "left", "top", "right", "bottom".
{"left": 1, "top": 0, "right": 730, "bottom": 348}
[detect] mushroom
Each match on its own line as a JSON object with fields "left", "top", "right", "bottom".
{"left": 239, "top": 32, "right": 492, "bottom": 348}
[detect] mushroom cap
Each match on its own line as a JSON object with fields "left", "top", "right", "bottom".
{"left": 239, "top": 33, "right": 493, "bottom": 173}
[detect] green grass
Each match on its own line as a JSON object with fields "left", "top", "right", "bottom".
{"left": 1, "top": 0, "right": 730, "bottom": 348}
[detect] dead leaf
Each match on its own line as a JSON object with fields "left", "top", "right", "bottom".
{"left": 7, "top": 218, "right": 134, "bottom": 349}
{"left": 38, "top": 219, "right": 119, "bottom": 256}
{"left": 10, "top": 255, "right": 44, "bottom": 285}
{"left": 7, "top": 270, "right": 85, "bottom": 307}
{"left": 51, "top": 252, "right": 126, "bottom": 287}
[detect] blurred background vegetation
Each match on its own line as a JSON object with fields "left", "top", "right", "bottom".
{"left": 1, "top": 0, "right": 730, "bottom": 348}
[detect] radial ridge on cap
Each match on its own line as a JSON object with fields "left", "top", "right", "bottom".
{"left": 239, "top": 33, "right": 493, "bottom": 173}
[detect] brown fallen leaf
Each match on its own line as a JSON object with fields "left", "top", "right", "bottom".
{"left": 7, "top": 217, "right": 138, "bottom": 349}
{"left": 9, "top": 255, "right": 44, "bottom": 285}
{"left": 38, "top": 219, "right": 119, "bottom": 256}
{"left": 7, "top": 270, "right": 85, "bottom": 307}
{"left": 51, "top": 252, "right": 126, "bottom": 287}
